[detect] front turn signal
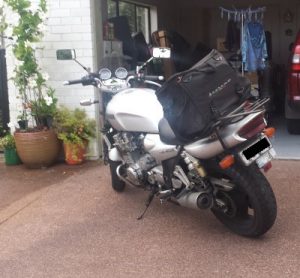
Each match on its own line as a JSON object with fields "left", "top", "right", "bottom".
{"left": 219, "top": 155, "right": 235, "bottom": 170}
{"left": 264, "top": 127, "right": 276, "bottom": 138}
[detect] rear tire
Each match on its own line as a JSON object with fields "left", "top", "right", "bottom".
{"left": 287, "top": 119, "right": 300, "bottom": 134}
{"left": 109, "top": 160, "right": 126, "bottom": 192}
{"left": 210, "top": 163, "right": 277, "bottom": 237}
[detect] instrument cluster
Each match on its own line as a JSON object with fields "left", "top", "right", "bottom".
{"left": 99, "top": 67, "right": 129, "bottom": 92}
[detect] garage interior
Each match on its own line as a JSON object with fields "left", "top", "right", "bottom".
{"left": 98, "top": 0, "right": 300, "bottom": 158}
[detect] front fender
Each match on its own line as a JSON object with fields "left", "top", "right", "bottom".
{"left": 109, "top": 147, "right": 122, "bottom": 162}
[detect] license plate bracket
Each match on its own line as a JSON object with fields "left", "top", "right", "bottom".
{"left": 256, "top": 150, "right": 275, "bottom": 168}
{"left": 239, "top": 137, "right": 274, "bottom": 166}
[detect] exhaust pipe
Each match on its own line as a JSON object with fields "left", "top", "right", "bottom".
{"left": 177, "top": 192, "right": 212, "bottom": 210}
{"left": 116, "top": 164, "right": 138, "bottom": 188}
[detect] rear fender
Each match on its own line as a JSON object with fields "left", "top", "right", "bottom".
{"left": 184, "top": 111, "right": 264, "bottom": 159}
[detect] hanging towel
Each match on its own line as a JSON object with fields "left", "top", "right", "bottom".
{"left": 242, "top": 21, "right": 268, "bottom": 72}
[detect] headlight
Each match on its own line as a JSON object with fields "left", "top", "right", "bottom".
{"left": 115, "top": 67, "right": 128, "bottom": 79}
{"left": 99, "top": 68, "right": 112, "bottom": 80}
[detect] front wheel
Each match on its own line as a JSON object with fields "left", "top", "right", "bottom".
{"left": 210, "top": 163, "right": 277, "bottom": 237}
{"left": 103, "top": 140, "right": 126, "bottom": 192}
{"left": 109, "top": 160, "right": 126, "bottom": 192}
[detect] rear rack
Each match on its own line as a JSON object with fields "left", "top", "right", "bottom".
{"left": 211, "top": 98, "right": 269, "bottom": 130}
{"left": 220, "top": 98, "right": 269, "bottom": 120}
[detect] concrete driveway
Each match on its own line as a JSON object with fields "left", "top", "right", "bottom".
{"left": 0, "top": 160, "right": 299, "bottom": 278}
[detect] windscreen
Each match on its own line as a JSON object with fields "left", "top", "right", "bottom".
{"left": 99, "top": 54, "right": 131, "bottom": 76}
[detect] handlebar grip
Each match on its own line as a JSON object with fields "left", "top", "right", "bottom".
{"left": 63, "top": 79, "right": 83, "bottom": 85}
{"left": 144, "top": 75, "right": 164, "bottom": 81}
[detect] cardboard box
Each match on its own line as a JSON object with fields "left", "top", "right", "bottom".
{"left": 244, "top": 72, "right": 259, "bottom": 84}
{"left": 103, "top": 40, "right": 123, "bottom": 57}
{"left": 216, "top": 37, "right": 227, "bottom": 52}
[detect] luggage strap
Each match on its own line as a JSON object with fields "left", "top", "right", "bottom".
{"left": 214, "top": 126, "right": 228, "bottom": 150}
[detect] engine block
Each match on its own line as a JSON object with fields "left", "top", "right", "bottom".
{"left": 113, "top": 132, "right": 157, "bottom": 185}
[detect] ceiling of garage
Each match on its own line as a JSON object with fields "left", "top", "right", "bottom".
{"left": 180, "top": 0, "right": 300, "bottom": 8}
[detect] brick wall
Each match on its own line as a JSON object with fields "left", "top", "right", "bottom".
{"left": 6, "top": 0, "right": 101, "bottom": 159}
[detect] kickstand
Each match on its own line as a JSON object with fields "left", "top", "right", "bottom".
{"left": 137, "top": 191, "right": 155, "bottom": 220}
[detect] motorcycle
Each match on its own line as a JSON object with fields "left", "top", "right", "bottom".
{"left": 57, "top": 48, "right": 277, "bottom": 237}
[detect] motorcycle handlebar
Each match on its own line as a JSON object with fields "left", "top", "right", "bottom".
{"left": 63, "top": 74, "right": 164, "bottom": 87}
{"left": 144, "top": 75, "right": 164, "bottom": 81}
{"left": 63, "top": 79, "right": 83, "bottom": 85}
{"left": 64, "top": 75, "right": 98, "bottom": 86}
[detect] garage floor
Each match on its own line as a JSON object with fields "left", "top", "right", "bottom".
{"left": 0, "top": 160, "right": 299, "bottom": 278}
{"left": 270, "top": 115, "right": 300, "bottom": 160}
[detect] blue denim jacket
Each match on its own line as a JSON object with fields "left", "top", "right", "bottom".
{"left": 242, "top": 21, "right": 268, "bottom": 72}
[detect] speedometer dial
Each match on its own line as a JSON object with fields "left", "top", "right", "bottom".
{"left": 99, "top": 68, "right": 112, "bottom": 80}
{"left": 115, "top": 67, "right": 128, "bottom": 79}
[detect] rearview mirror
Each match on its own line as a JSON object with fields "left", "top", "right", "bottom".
{"left": 56, "top": 49, "right": 76, "bottom": 60}
{"left": 152, "top": 47, "right": 171, "bottom": 59}
{"left": 80, "top": 99, "right": 99, "bottom": 106}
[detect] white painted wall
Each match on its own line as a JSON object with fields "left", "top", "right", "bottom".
{"left": 5, "top": 0, "right": 100, "bottom": 159}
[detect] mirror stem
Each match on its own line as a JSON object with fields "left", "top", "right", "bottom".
{"left": 138, "top": 57, "right": 154, "bottom": 73}
{"left": 74, "top": 59, "right": 90, "bottom": 73}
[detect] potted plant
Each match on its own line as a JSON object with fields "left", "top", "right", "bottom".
{"left": 1, "top": 0, "right": 60, "bottom": 168}
{"left": 0, "top": 125, "right": 5, "bottom": 137}
{"left": 53, "top": 106, "right": 96, "bottom": 165}
{"left": 0, "top": 133, "right": 21, "bottom": 165}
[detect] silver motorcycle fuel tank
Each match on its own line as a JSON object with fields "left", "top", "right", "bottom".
{"left": 105, "top": 88, "right": 163, "bottom": 133}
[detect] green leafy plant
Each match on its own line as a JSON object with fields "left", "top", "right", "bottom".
{"left": 0, "top": 134, "right": 16, "bottom": 150}
{"left": 0, "top": 0, "right": 57, "bottom": 130}
{"left": 0, "top": 124, "right": 6, "bottom": 137}
{"left": 53, "top": 106, "right": 96, "bottom": 145}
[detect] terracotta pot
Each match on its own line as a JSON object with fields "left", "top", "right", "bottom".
{"left": 63, "top": 142, "right": 87, "bottom": 165}
{"left": 14, "top": 129, "right": 60, "bottom": 168}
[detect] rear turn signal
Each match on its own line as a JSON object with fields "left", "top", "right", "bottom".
{"left": 264, "top": 127, "right": 276, "bottom": 138}
{"left": 219, "top": 155, "right": 235, "bottom": 169}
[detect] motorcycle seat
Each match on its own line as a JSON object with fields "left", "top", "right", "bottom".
{"left": 158, "top": 118, "right": 181, "bottom": 145}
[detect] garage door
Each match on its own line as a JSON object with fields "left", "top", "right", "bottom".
{"left": 0, "top": 49, "right": 9, "bottom": 135}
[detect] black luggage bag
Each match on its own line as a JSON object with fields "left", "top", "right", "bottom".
{"left": 156, "top": 49, "right": 251, "bottom": 142}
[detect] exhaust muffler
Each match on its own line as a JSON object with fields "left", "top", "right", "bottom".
{"left": 177, "top": 192, "right": 212, "bottom": 210}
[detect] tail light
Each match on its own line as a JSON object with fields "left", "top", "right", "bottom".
{"left": 289, "top": 39, "right": 300, "bottom": 101}
{"left": 291, "top": 45, "right": 300, "bottom": 71}
{"left": 287, "top": 73, "right": 300, "bottom": 102}
{"left": 238, "top": 114, "right": 266, "bottom": 139}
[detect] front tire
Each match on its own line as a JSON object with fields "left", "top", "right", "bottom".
{"left": 210, "top": 163, "right": 277, "bottom": 237}
{"left": 109, "top": 160, "right": 126, "bottom": 192}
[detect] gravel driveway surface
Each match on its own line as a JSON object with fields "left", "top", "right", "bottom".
{"left": 0, "top": 160, "right": 299, "bottom": 278}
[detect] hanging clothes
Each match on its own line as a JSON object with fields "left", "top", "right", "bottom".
{"left": 225, "top": 20, "right": 240, "bottom": 51}
{"left": 242, "top": 21, "right": 268, "bottom": 72}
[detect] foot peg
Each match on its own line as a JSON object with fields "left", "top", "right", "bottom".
{"left": 158, "top": 189, "right": 173, "bottom": 200}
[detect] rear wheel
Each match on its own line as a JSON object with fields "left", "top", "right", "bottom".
{"left": 287, "top": 119, "right": 300, "bottom": 134}
{"left": 210, "top": 163, "right": 277, "bottom": 237}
